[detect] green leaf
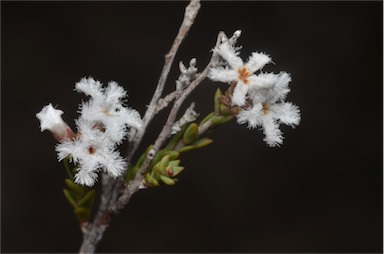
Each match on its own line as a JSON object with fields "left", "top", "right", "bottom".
{"left": 191, "top": 138, "right": 213, "bottom": 149}
{"left": 136, "top": 145, "right": 153, "bottom": 168}
{"left": 145, "top": 173, "right": 159, "bottom": 187}
{"left": 159, "top": 155, "right": 170, "bottom": 170}
{"left": 165, "top": 124, "right": 188, "bottom": 151}
{"left": 200, "top": 112, "right": 215, "bottom": 126}
{"left": 172, "top": 166, "right": 184, "bottom": 177}
{"left": 63, "top": 156, "right": 74, "bottom": 179}
{"left": 166, "top": 151, "right": 180, "bottom": 161}
{"left": 178, "top": 145, "right": 195, "bottom": 153}
{"left": 210, "top": 115, "right": 234, "bottom": 128}
{"left": 167, "top": 160, "right": 180, "bottom": 168}
{"left": 63, "top": 189, "right": 78, "bottom": 209}
{"left": 182, "top": 123, "right": 199, "bottom": 145}
{"left": 216, "top": 115, "right": 235, "bottom": 125}
{"left": 64, "top": 179, "right": 85, "bottom": 200}
{"left": 220, "top": 104, "right": 233, "bottom": 116}
{"left": 74, "top": 207, "right": 89, "bottom": 222}
{"left": 214, "top": 88, "right": 223, "bottom": 114}
{"left": 78, "top": 190, "right": 96, "bottom": 209}
{"left": 125, "top": 145, "right": 153, "bottom": 184}
{"left": 152, "top": 163, "right": 160, "bottom": 176}
{"left": 149, "top": 149, "right": 166, "bottom": 170}
{"left": 159, "top": 175, "right": 176, "bottom": 185}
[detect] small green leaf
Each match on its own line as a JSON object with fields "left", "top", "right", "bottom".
{"left": 63, "top": 156, "right": 74, "bottom": 179}
{"left": 172, "top": 166, "right": 184, "bottom": 177}
{"left": 165, "top": 124, "right": 188, "bottom": 151}
{"left": 219, "top": 104, "right": 233, "bottom": 116}
{"left": 182, "top": 123, "right": 199, "bottom": 145}
{"left": 125, "top": 145, "right": 153, "bottom": 184}
{"left": 159, "top": 175, "right": 176, "bottom": 185}
{"left": 165, "top": 151, "right": 180, "bottom": 161}
{"left": 149, "top": 149, "right": 167, "bottom": 170}
{"left": 136, "top": 145, "right": 153, "bottom": 168}
{"left": 191, "top": 138, "right": 213, "bottom": 149}
{"left": 159, "top": 155, "right": 170, "bottom": 170}
{"left": 210, "top": 115, "right": 233, "bottom": 128}
{"left": 178, "top": 145, "right": 195, "bottom": 153}
{"left": 200, "top": 112, "right": 215, "bottom": 126}
{"left": 74, "top": 207, "right": 89, "bottom": 222}
{"left": 216, "top": 115, "right": 235, "bottom": 125}
{"left": 63, "top": 189, "right": 78, "bottom": 209}
{"left": 78, "top": 190, "right": 96, "bottom": 209}
{"left": 214, "top": 88, "right": 223, "bottom": 114}
{"left": 152, "top": 163, "right": 160, "bottom": 176}
{"left": 65, "top": 179, "right": 85, "bottom": 200}
{"left": 145, "top": 173, "right": 159, "bottom": 187}
{"left": 168, "top": 160, "right": 180, "bottom": 168}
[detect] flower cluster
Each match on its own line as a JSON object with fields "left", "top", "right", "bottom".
{"left": 37, "top": 77, "right": 142, "bottom": 186}
{"left": 209, "top": 41, "right": 300, "bottom": 147}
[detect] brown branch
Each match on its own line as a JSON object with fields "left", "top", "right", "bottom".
{"left": 126, "top": 0, "right": 201, "bottom": 165}
{"left": 78, "top": 1, "right": 201, "bottom": 253}
{"left": 109, "top": 32, "right": 224, "bottom": 214}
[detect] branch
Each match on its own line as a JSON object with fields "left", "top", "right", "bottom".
{"left": 126, "top": 0, "right": 201, "bottom": 164}
{"left": 109, "top": 32, "right": 224, "bottom": 214}
{"left": 171, "top": 102, "right": 199, "bottom": 134}
{"left": 78, "top": 1, "right": 201, "bottom": 253}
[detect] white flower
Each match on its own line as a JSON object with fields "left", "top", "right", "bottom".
{"left": 56, "top": 118, "right": 126, "bottom": 186}
{"left": 237, "top": 99, "right": 300, "bottom": 147}
{"left": 39, "top": 77, "right": 144, "bottom": 186}
{"left": 209, "top": 40, "right": 300, "bottom": 147}
{"left": 36, "top": 103, "right": 75, "bottom": 142}
{"left": 209, "top": 42, "right": 273, "bottom": 106}
{"left": 248, "top": 72, "right": 292, "bottom": 104}
{"left": 75, "top": 77, "right": 143, "bottom": 144}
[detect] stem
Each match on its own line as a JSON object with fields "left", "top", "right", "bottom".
{"left": 78, "top": 1, "right": 201, "bottom": 253}
{"left": 109, "top": 32, "right": 224, "bottom": 214}
{"left": 126, "top": 0, "right": 201, "bottom": 165}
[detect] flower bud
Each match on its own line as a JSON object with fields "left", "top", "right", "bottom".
{"left": 36, "top": 104, "right": 75, "bottom": 142}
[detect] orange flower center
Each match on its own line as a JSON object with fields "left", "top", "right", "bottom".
{"left": 102, "top": 109, "right": 111, "bottom": 116}
{"left": 237, "top": 66, "right": 251, "bottom": 85}
{"left": 262, "top": 102, "right": 270, "bottom": 115}
{"left": 88, "top": 146, "right": 96, "bottom": 155}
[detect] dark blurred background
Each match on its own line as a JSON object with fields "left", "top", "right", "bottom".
{"left": 1, "top": 1, "right": 382, "bottom": 253}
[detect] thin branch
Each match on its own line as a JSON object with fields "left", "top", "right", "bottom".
{"left": 171, "top": 102, "right": 199, "bottom": 134}
{"left": 155, "top": 90, "right": 181, "bottom": 114}
{"left": 78, "top": 1, "right": 201, "bottom": 253}
{"left": 109, "top": 32, "right": 224, "bottom": 214}
{"left": 126, "top": 0, "right": 201, "bottom": 164}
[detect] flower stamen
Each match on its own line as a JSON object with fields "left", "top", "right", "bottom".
{"left": 237, "top": 66, "right": 251, "bottom": 85}
{"left": 102, "top": 109, "right": 111, "bottom": 116}
{"left": 88, "top": 146, "right": 96, "bottom": 155}
{"left": 262, "top": 102, "right": 270, "bottom": 115}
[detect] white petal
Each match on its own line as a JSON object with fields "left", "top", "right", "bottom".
{"left": 74, "top": 169, "right": 98, "bottom": 187}
{"left": 232, "top": 82, "right": 249, "bottom": 106}
{"left": 271, "top": 72, "right": 292, "bottom": 102}
{"left": 104, "top": 81, "right": 127, "bottom": 105}
{"left": 262, "top": 115, "right": 283, "bottom": 147}
{"left": 208, "top": 67, "right": 238, "bottom": 84}
{"left": 214, "top": 43, "right": 243, "bottom": 69}
{"left": 121, "top": 107, "right": 143, "bottom": 129}
{"left": 236, "top": 103, "right": 263, "bottom": 128}
{"left": 248, "top": 73, "right": 279, "bottom": 89}
{"left": 271, "top": 102, "right": 300, "bottom": 127}
{"left": 102, "top": 151, "right": 126, "bottom": 178}
{"left": 75, "top": 77, "right": 104, "bottom": 102}
{"left": 245, "top": 52, "right": 271, "bottom": 73}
